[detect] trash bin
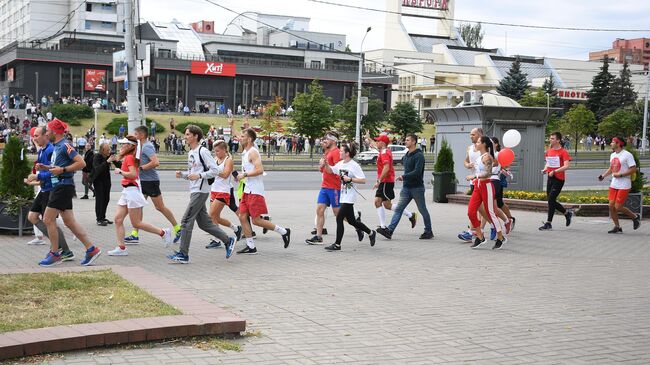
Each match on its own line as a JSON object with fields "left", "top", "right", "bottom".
{"left": 432, "top": 171, "right": 455, "bottom": 203}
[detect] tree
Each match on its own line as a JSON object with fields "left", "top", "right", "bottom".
{"left": 597, "top": 109, "right": 639, "bottom": 138}
{"left": 260, "top": 96, "right": 285, "bottom": 157}
{"left": 291, "top": 80, "right": 335, "bottom": 158}
{"left": 387, "top": 102, "right": 422, "bottom": 137}
{"left": 334, "top": 89, "right": 385, "bottom": 141}
{"left": 0, "top": 136, "right": 34, "bottom": 215}
{"left": 497, "top": 57, "right": 529, "bottom": 101}
{"left": 602, "top": 60, "right": 638, "bottom": 117}
{"left": 459, "top": 22, "right": 484, "bottom": 48}
{"left": 559, "top": 104, "right": 596, "bottom": 156}
{"left": 519, "top": 89, "right": 563, "bottom": 136}
{"left": 586, "top": 57, "right": 614, "bottom": 121}
{"left": 541, "top": 75, "right": 563, "bottom": 107}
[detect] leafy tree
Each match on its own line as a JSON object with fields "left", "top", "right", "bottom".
{"left": 497, "top": 57, "right": 529, "bottom": 101}
{"left": 602, "top": 60, "right": 638, "bottom": 117}
{"left": 0, "top": 136, "right": 34, "bottom": 214}
{"left": 586, "top": 57, "right": 614, "bottom": 121}
{"left": 260, "top": 96, "right": 285, "bottom": 157}
{"left": 519, "top": 89, "right": 563, "bottom": 136}
{"left": 291, "top": 80, "right": 335, "bottom": 158}
{"left": 598, "top": 109, "right": 639, "bottom": 138}
{"left": 387, "top": 102, "right": 422, "bottom": 137}
{"left": 459, "top": 22, "right": 484, "bottom": 48}
{"left": 334, "top": 89, "right": 385, "bottom": 141}
{"left": 559, "top": 104, "right": 596, "bottom": 156}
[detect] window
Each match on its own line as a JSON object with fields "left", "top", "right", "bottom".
{"left": 85, "top": 20, "right": 92, "bottom": 30}
{"left": 101, "top": 21, "right": 113, "bottom": 29}
{"left": 101, "top": 3, "right": 114, "bottom": 10}
{"left": 86, "top": 3, "right": 92, "bottom": 11}
{"left": 310, "top": 60, "right": 321, "bottom": 69}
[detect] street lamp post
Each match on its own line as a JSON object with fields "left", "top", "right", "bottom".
{"left": 642, "top": 71, "right": 649, "bottom": 154}
{"left": 93, "top": 102, "right": 100, "bottom": 150}
{"left": 355, "top": 26, "right": 371, "bottom": 146}
{"left": 35, "top": 72, "right": 39, "bottom": 104}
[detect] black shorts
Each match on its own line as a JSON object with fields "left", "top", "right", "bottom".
{"left": 30, "top": 190, "right": 50, "bottom": 214}
{"left": 47, "top": 184, "right": 75, "bottom": 211}
{"left": 141, "top": 180, "right": 161, "bottom": 197}
{"left": 375, "top": 182, "right": 395, "bottom": 201}
{"left": 491, "top": 180, "right": 504, "bottom": 208}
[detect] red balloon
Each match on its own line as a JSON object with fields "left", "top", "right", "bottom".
{"left": 498, "top": 148, "right": 515, "bottom": 167}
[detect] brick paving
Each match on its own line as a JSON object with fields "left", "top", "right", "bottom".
{"left": 2, "top": 189, "right": 649, "bottom": 364}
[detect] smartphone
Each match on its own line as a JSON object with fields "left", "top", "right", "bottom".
{"left": 232, "top": 171, "right": 239, "bottom": 178}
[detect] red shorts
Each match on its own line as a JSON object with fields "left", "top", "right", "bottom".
{"left": 210, "top": 191, "right": 230, "bottom": 206}
{"left": 608, "top": 188, "right": 630, "bottom": 205}
{"left": 239, "top": 193, "right": 268, "bottom": 218}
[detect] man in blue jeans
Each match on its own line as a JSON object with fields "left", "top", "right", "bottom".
{"left": 376, "top": 134, "right": 433, "bottom": 240}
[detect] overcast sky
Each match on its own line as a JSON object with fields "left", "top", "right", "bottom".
{"left": 140, "top": 0, "right": 650, "bottom": 60}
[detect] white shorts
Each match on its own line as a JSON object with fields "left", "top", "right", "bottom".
{"left": 117, "top": 186, "right": 148, "bottom": 209}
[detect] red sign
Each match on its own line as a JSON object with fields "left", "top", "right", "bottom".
{"left": 402, "top": 0, "right": 449, "bottom": 10}
{"left": 557, "top": 89, "right": 588, "bottom": 101}
{"left": 84, "top": 69, "right": 107, "bottom": 91}
{"left": 190, "top": 61, "right": 236, "bottom": 77}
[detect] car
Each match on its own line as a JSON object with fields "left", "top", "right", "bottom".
{"left": 356, "top": 144, "right": 408, "bottom": 165}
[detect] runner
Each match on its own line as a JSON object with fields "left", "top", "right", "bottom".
{"left": 306, "top": 131, "right": 341, "bottom": 245}
{"left": 37, "top": 118, "right": 102, "bottom": 266}
{"left": 123, "top": 126, "right": 181, "bottom": 243}
{"left": 479, "top": 137, "right": 513, "bottom": 240}
{"left": 321, "top": 142, "right": 376, "bottom": 251}
{"left": 458, "top": 128, "right": 488, "bottom": 242}
{"left": 598, "top": 137, "right": 641, "bottom": 233}
{"left": 206, "top": 140, "right": 243, "bottom": 249}
{"left": 167, "top": 125, "right": 236, "bottom": 263}
{"left": 492, "top": 137, "right": 515, "bottom": 231}
{"left": 539, "top": 131, "right": 573, "bottom": 231}
{"left": 108, "top": 135, "right": 174, "bottom": 256}
{"left": 236, "top": 128, "right": 291, "bottom": 254}
{"left": 466, "top": 136, "right": 506, "bottom": 250}
{"left": 24, "top": 126, "right": 74, "bottom": 260}
{"left": 364, "top": 131, "right": 416, "bottom": 234}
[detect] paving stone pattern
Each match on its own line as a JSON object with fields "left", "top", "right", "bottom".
{"left": 3, "top": 189, "right": 649, "bottom": 364}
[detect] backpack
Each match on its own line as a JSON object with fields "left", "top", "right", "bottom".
{"left": 198, "top": 146, "right": 215, "bottom": 188}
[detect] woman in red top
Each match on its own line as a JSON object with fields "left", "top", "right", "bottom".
{"left": 109, "top": 135, "right": 173, "bottom": 256}
{"left": 539, "top": 131, "right": 573, "bottom": 230}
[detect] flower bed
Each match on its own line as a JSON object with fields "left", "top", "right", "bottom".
{"left": 503, "top": 190, "right": 650, "bottom": 205}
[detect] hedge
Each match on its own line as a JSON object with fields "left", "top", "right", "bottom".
{"left": 104, "top": 117, "right": 165, "bottom": 136}
{"left": 174, "top": 122, "right": 211, "bottom": 135}
{"left": 47, "top": 104, "right": 94, "bottom": 126}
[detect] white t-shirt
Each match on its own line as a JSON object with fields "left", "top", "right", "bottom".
{"left": 331, "top": 159, "right": 365, "bottom": 204}
{"left": 609, "top": 149, "right": 636, "bottom": 190}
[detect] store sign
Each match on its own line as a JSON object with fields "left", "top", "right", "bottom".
{"left": 84, "top": 69, "right": 107, "bottom": 91}
{"left": 190, "top": 61, "right": 236, "bottom": 77}
{"left": 7, "top": 68, "right": 14, "bottom": 82}
{"left": 557, "top": 89, "right": 588, "bottom": 101}
{"left": 402, "top": 0, "right": 449, "bottom": 10}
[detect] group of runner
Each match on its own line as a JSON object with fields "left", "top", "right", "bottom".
{"left": 24, "top": 121, "right": 642, "bottom": 267}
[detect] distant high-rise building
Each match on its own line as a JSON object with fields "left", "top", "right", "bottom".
{"left": 191, "top": 21, "right": 215, "bottom": 34}
{"left": 589, "top": 38, "right": 650, "bottom": 70}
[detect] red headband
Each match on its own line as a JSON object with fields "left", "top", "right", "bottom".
{"left": 612, "top": 137, "right": 625, "bottom": 146}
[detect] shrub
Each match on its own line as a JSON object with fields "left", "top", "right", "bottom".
{"left": 175, "top": 122, "right": 211, "bottom": 136}
{"left": 434, "top": 139, "right": 455, "bottom": 179}
{"left": 0, "top": 136, "right": 34, "bottom": 214}
{"left": 104, "top": 117, "right": 164, "bottom": 136}
{"left": 47, "top": 104, "right": 94, "bottom": 126}
{"left": 625, "top": 146, "right": 645, "bottom": 193}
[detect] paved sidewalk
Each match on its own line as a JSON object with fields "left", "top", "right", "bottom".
{"left": 3, "top": 189, "right": 650, "bottom": 364}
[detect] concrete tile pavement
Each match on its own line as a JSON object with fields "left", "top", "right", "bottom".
{"left": 3, "top": 187, "right": 650, "bottom": 364}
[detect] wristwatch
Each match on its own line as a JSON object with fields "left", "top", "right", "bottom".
{"left": 243, "top": 172, "right": 248, "bottom": 178}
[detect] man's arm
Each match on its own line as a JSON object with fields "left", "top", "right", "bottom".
{"left": 140, "top": 152, "right": 159, "bottom": 171}
{"left": 464, "top": 147, "right": 473, "bottom": 169}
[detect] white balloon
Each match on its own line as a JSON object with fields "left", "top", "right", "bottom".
{"left": 503, "top": 129, "right": 521, "bottom": 148}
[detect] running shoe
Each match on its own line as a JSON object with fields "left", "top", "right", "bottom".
{"left": 565, "top": 210, "right": 573, "bottom": 227}
{"left": 470, "top": 237, "right": 486, "bottom": 249}
{"left": 510, "top": 217, "right": 516, "bottom": 231}
{"left": 310, "top": 228, "right": 328, "bottom": 235}
{"left": 96, "top": 220, "right": 108, "bottom": 226}
{"left": 607, "top": 226, "right": 623, "bottom": 234}
{"left": 489, "top": 226, "right": 497, "bottom": 240}
{"left": 369, "top": 230, "right": 377, "bottom": 247}
{"left": 234, "top": 225, "right": 243, "bottom": 241}
{"left": 60, "top": 251, "right": 75, "bottom": 262}
{"left": 80, "top": 195, "right": 89, "bottom": 200}
{"left": 27, "top": 237, "right": 45, "bottom": 245}
{"left": 409, "top": 212, "right": 418, "bottom": 229}
{"left": 108, "top": 246, "right": 128, "bottom": 256}
{"left": 205, "top": 239, "right": 222, "bottom": 249}
{"left": 357, "top": 211, "right": 362, "bottom": 222}
{"left": 633, "top": 214, "right": 641, "bottom": 230}
{"left": 356, "top": 229, "right": 364, "bottom": 242}
{"left": 324, "top": 243, "right": 341, "bottom": 251}
{"left": 124, "top": 235, "right": 139, "bottom": 244}
{"left": 173, "top": 228, "right": 182, "bottom": 244}
{"left": 80, "top": 247, "right": 102, "bottom": 266}
{"left": 168, "top": 251, "right": 189, "bottom": 264}
{"left": 162, "top": 228, "right": 173, "bottom": 247}
{"left": 457, "top": 230, "right": 473, "bottom": 242}
{"left": 166, "top": 251, "right": 181, "bottom": 260}
{"left": 39, "top": 251, "right": 62, "bottom": 266}
{"left": 237, "top": 246, "right": 258, "bottom": 255}
{"left": 262, "top": 216, "right": 270, "bottom": 234}
{"left": 225, "top": 237, "right": 235, "bottom": 259}
{"left": 103, "top": 219, "right": 114, "bottom": 225}
{"left": 538, "top": 222, "right": 552, "bottom": 231}
{"left": 305, "top": 235, "right": 323, "bottom": 245}
{"left": 493, "top": 237, "right": 507, "bottom": 250}
{"left": 376, "top": 227, "right": 392, "bottom": 239}
{"left": 419, "top": 231, "right": 434, "bottom": 240}
{"left": 282, "top": 228, "right": 291, "bottom": 248}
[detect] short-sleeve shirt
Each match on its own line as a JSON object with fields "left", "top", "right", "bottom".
{"left": 377, "top": 148, "right": 395, "bottom": 183}
{"left": 609, "top": 150, "right": 636, "bottom": 190}
{"left": 139, "top": 141, "right": 159, "bottom": 181}
{"left": 545, "top": 147, "right": 571, "bottom": 181}
{"left": 120, "top": 154, "right": 139, "bottom": 187}
{"left": 50, "top": 139, "right": 78, "bottom": 185}
{"left": 331, "top": 159, "right": 365, "bottom": 204}
{"left": 321, "top": 147, "right": 341, "bottom": 190}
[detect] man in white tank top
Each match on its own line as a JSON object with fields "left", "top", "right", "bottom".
{"left": 235, "top": 128, "right": 291, "bottom": 254}
{"left": 458, "top": 127, "right": 488, "bottom": 242}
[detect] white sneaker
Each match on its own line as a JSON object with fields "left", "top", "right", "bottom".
{"left": 162, "top": 228, "right": 173, "bottom": 247}
{"left": 108, "top": 246, "right": 128, "bottom": 256}
{"left": 27, "top": 237, "right": 45, "bottom": 245}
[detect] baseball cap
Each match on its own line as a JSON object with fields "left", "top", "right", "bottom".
{"left": 374, "top": 135, "right": 390, "bottom": 144}
{"left": 47, "top": 118, "right": 68, "bottom": 135}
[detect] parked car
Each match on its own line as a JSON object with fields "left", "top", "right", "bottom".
{"left": 356, "top": 144, "right": 408, "bottom": 165}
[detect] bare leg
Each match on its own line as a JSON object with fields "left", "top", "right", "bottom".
{"left": 609, "top": 202, "right": 620, "bottom": 227}
{"left": 114, "top": 205, "right": 129, "bottom": 246}
{"left": 316, "top": 204, "right": 326, "bottom": 236}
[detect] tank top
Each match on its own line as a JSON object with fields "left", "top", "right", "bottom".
{"left": 468, "top": 145, "right": 481, "bottom": 185}
{"left": 242, "top": 146, "right": 265, "bottom": 195}
{"left": 211, "top": 156, "right": 232, "bottom": 194}
{"left": 475, "top": 153, "right": 489, "bottom": 179}
{"left": 490, "top": 151, "right": 500, "bottom": 181}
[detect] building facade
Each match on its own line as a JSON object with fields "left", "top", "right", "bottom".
{"left": 590, "top": 38, "right": 650, "bottom": 70}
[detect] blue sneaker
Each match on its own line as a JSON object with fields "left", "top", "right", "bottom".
{"left": 124, "top": 235, "right": 139, "bottom": 244}
{"left": 205, "top": 239, "right": 222, "bottom": 249}
{"left": 225, "top": 237, "right": 235, "bottom": 259}
{"left": 457, "top": 230, "right": 473, "bottom": 242}
{"left": 489, "top": 227, "right": 497, "bottom": 241}
{"left": 173, "top": 229, "right": 182, "bottom": 244}
{"left": 39, "top": 251, "right": 62, "bottom": 267}
{"left": 166, "top": 250, "right": 180, "bottom": 260}
{"left": 80, "top": 247, "right": 102, "bottom": 266}
{"left": 168, "top": 251, "right": 189, "bottom": 264}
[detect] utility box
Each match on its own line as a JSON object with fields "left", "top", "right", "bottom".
{"left": 429, "top": 97, "right": 560, "bottom": 193}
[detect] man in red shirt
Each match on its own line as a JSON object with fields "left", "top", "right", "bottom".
{"left": 306, "top": 131, "right": 341, "bottom": 244}
{"left": 365, "top": 132, "right": 416, "bottom": 234}
{"left": 540, "top": 131, "right": 573, "bottom": 230}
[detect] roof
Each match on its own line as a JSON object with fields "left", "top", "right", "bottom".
{"left": 148, "top": 21, "right": 205, "bottom": 60}
{"left": 490, "top": 57, "right": 553, "bottom": 82}
{"left": 409, "top": 34, "right": 462, "bottom": 53}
